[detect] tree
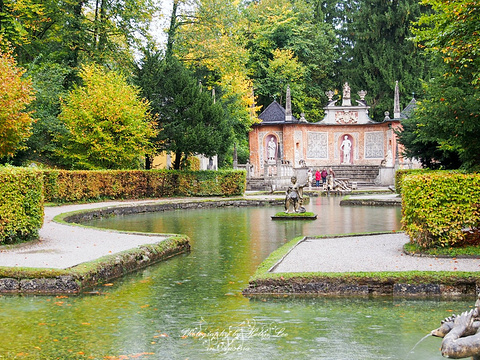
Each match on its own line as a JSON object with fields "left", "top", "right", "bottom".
{"left": 396, "top": 94, "right": 462, "bottom": 170}
{"left": 399, "top": 73, "right": 480, "bottom": 170}
{"left": 0, "top": 0, "right": 45, "bottom": 52}
{"left": 56, "top": 63, "right": 156, "bottom": 169}
{"left": 0, "top": 51, "right": 35, "bottom": 158}
{"left": 340, "top": 0, "right": 432, "bottom": 121}
{"left": 16, "top": 61, "right": 70, "bottom": 166}
{"left": 173, "top": 0, "right": 259, "bottom": 131}
{"left": 136, "top": 54, "right": 232, "bottom": 170}
{"left": 9, "top": 61, "right": 71, "bottom": 166}
{"left": 398, "top": 0, "right": 480, "bottom": 170}
{"left": 412, "top": 0, "right": 480, "bottom": 87}
{"left": 242, "top": 0, "right": 337, "bottom": 121}
{"left": 2, "top": 0, "right": 159, "bottom": 73}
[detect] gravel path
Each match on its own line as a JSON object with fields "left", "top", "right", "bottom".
{"left": 0, "top": 201, "right": 169, "bottom": 269}
{"left": 271, "top": 233, "right": 480, "bottom": 273}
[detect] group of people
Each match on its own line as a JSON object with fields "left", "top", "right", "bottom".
{"left": 308, "top": 167, "right": 335, "bottom": 188}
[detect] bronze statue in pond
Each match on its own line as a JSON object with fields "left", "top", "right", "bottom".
{"left": 432, "top": 295, "right": 480, "bottom": 359}
{"left": 284, "top": 176, "right": 306, "bottom": 213}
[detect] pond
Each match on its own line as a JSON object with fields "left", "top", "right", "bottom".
{"left": 0, "top": 196, "right": 472, "bottom": 359}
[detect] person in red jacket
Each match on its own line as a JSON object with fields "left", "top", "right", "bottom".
{"left": 315, "top": 169, "right": 321, "bottom": 187}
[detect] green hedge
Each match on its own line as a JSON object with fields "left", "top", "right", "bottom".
{"left": 395, "top": 169, "right": 466, "bottom": 195}
{"left": 395, "top": 169, "right": 431, "bottom": 195}
{"left": 43, "top": 169, "right": 246, "bottom": 203}
{"left": 0, "top": 167, "right": 44, "bottom": 244}
{"left": 402, "top": 172, "right": 480, "bottom": 248}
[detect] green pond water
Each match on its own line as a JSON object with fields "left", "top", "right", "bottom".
{"left": 0, "top": 196, "right": 474, "bottom": 359}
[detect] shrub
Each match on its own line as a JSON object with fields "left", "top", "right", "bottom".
{"left": 0, "top": 167, "right": 44, "bottom": 244}
{"left": 395, "top": 169, "right": 430, "bottom": 195}
{"left": 402, "top": 172, "right": 480, "bottom": 248}
{"left": 42, "top": 169, "right": 246, "bottom": 202}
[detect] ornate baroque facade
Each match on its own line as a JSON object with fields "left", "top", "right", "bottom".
{"left": 249, "top": 83, "right": 410, "bottom": 177}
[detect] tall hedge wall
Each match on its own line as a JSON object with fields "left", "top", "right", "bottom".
{"left": 43, "top": 170, "right": 246, "bottom": 203}
{"left": 0, "top": 167, "right": 44, "bottom": 244}
{"left": 395, "top": 169, "right": 431, "bottom": 195}
{"left": 402, "top": 172, "right": 480, "bottom": 248}
{"left": 0, "top": 168, "right": 245, "bottom": 244}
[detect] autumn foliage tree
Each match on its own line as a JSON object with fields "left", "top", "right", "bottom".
{"left": 56, "top": 63, "right": 156, "bottom": 169}
{"left": 398, "top": 0, "right": 480, "bottom": 170}
{"left": 0, "top": 51, "right": 35, "bottom": 158}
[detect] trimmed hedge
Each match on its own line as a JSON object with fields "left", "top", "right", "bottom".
{"left": 43, "top": 169, "right": 246, "bottom": 203}
{"left": 395, "top": 169, "right": 466, "bottom": 195}
{"left": 0, "top": 167, "right": 44, "bottom": 244}
{"left": 395, "top": 169, "right": 431, "bottom": 195}
{"left": 402, "top": 172, "right": 480, "bottom": 248}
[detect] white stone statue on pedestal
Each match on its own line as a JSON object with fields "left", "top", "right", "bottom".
{"left": 340, "top": 135, "right": 352, "bottom": 164}
{"left": 342, "top": 82, "right": 351, "bottom": 106}
{"left": 267, "top": 137, "right": 276, "bottom": 160}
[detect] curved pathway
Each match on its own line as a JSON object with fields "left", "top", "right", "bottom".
{"left": 0, "top": 200, "right": 169, "bottom": 269}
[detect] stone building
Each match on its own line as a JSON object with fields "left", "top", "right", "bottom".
{"left": 248, "top": 82, "right": 416, "bottom": 188}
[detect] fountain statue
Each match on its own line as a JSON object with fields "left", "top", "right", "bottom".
{"left": 284, "top": 176, "right": 306, "bottom": 213}
{"left": 432, "top": 295, "right": 480, "bottom": 359}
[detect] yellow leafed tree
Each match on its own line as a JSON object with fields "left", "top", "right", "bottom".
{"left": 0, "top": 51, "right": 35, "bottom": 157}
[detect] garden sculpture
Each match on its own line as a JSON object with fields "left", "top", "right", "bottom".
{"left": 284, "top": 176, "right": 306, "bottom": 213}
{"left": 432, "top": 295, "right": 480, "bottom": 359}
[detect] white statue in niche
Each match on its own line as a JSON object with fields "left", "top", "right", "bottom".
{"left": 267, "top": 136, "right": 276, "bottom": 160}
{"left": 340, "top": 135, "right": 352, "bottom": 164}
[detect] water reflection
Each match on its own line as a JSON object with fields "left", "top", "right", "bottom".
{"left": 0, "top": 196, "right": 465, "bottom": 359}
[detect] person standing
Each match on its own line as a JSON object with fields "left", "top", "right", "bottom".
{"left": 315, "top": 169, "right": 321, "bottom": 187}
{"left": 328, "top": 167, "right": 335, "bottom": 178}
{"left": 321, "top": 168, "right": 328, "bottom": 185}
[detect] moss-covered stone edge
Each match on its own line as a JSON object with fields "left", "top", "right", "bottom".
{"left": 339, "top": 196, "right": 402, "bottom": 207}
{"left": 243, "top": 232, "right": 480, "bottom": 297}
{"left": 0, "top": 235, "right": 190, "bottom": 295}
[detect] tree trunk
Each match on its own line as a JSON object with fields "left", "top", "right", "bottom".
{"left": 165, "top": 0, "right": 178, "bottom": 59}
{"left": 174, "top": 150, "right": 182, "bottom": 169}
{"left": 98, "top": 0, "right": 107, "bottom": 52}
{"left": 145, "top": 154, "right": 152, "bottom": 170}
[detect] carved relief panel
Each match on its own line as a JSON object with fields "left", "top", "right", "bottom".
{"left": 335, "top": 111, "right": 358, "bottom": 124}
{"left": 307, "top": 132, "right": 328, "bottom": 159}
{"left": 365, "top": 131, "right": 384, "bottom": 158}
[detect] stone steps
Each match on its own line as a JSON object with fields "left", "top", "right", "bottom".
{"left": 246, "top": 165, "right": 381, "bottom": 190}
{"left": 328, "top": 165, "right": 380, "bottom": 184}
